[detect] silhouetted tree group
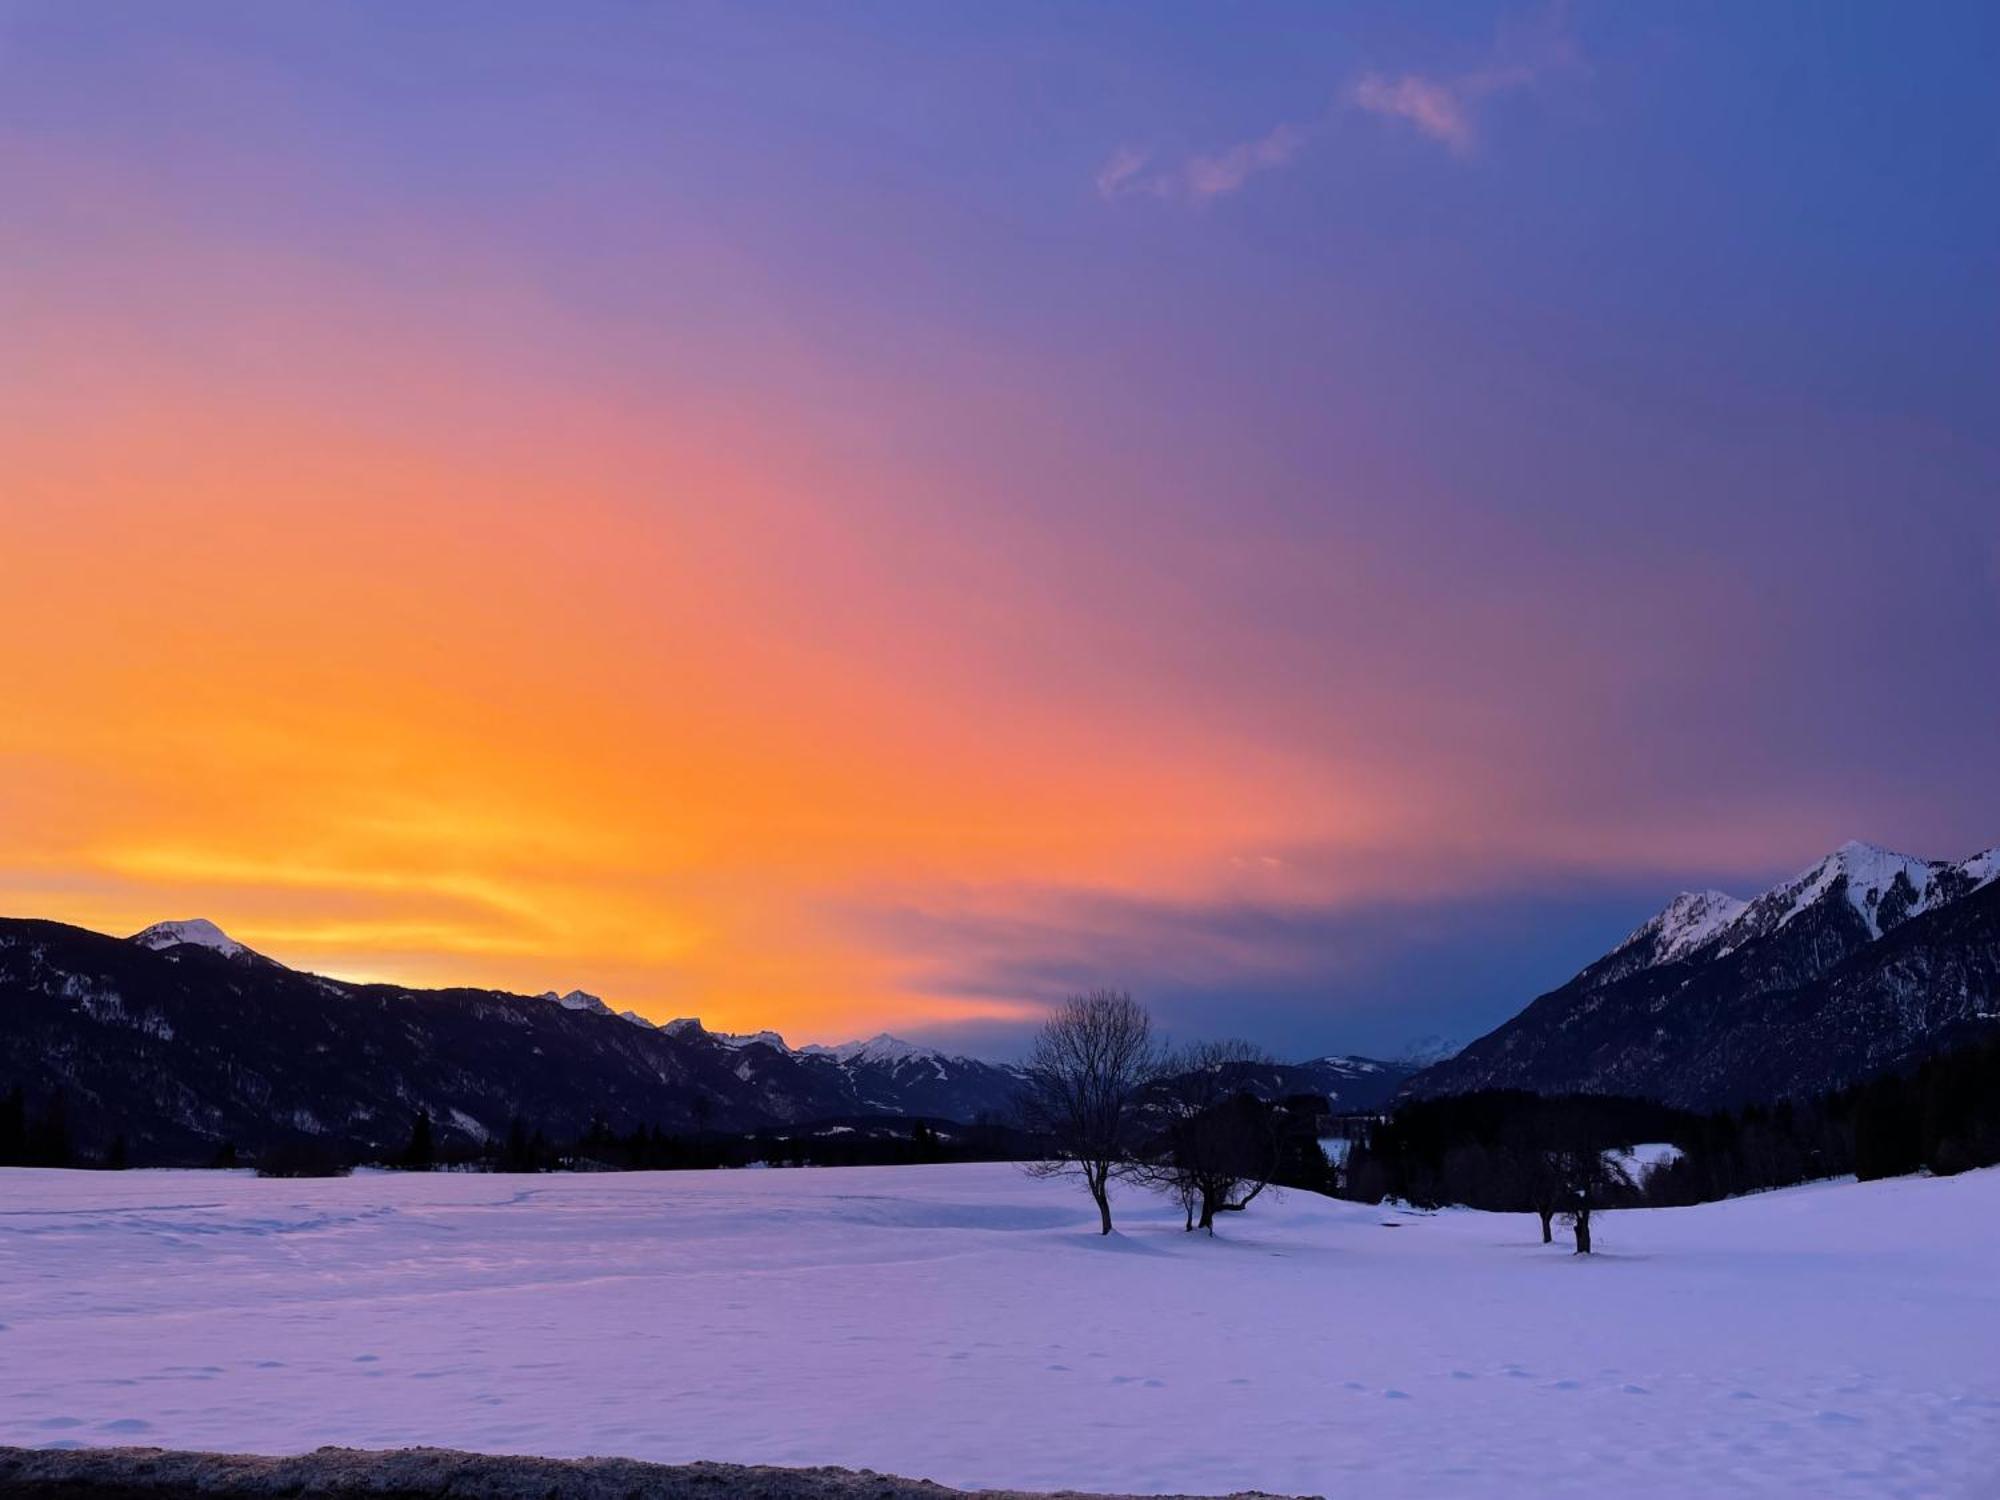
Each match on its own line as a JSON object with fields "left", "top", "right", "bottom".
{"left": 1339, "top": 1092, "right": 1669, "bottom": 1253}
{"left": 1019, "top": 992, "right": 1334, "bottom": 1235}
{"left": 0, "top": 1084, "right": 76, "bottom": 1168}
{"left": 1648, "top": 1035, "right": 2000, "bottom": 1201}
{"left": 1337, "top": 1035, "right": 2000, "bottom": 1249}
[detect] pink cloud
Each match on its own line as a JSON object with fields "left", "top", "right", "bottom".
{"left": 1182, "top": 123, "right": 1307, "bottom": 201}
{"left": 1351, "top": 4, "right": 1582, "bottom": 156}
{"left": 1351, "top": 73, "right": 1479, "bottom": 155}
{"left": 1094, "top": 144, "right": 1155, "bottom": 201}
{"left": 1097, "top": 123, "right": 1309, "bottom": 205}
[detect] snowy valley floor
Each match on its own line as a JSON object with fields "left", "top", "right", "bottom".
{"left": 0, "top": 1163, "right": 1994, "bottom": 1499}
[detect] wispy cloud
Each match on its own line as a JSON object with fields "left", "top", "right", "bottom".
{"left": 1094, "top": 144, "right": 1155, "bottom": 200}
{"left": 1350, "top": 73, "right": 1483, "bottom": 155}
{"left": 1098, "top": 6, "right": 1583, "bottom": 202}
{"left": 1183, "top": 123, "right": 1308, "bottom": 201}
{"left": 1350, "top": 5, "right": 1583, "bottom": 156}
{"left": 1096, "top": 122, "right": 1310, "bottom": 205}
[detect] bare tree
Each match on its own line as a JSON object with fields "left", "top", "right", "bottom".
{"left": 1551, "top": 1145, "right": 1611, "bottom": 1255}
{"left": 1139, "top": 1039, "right": 1285, "bottom": 1235}
{"left": 1018, "top": 990, "right": 1160, "bottom": 1234}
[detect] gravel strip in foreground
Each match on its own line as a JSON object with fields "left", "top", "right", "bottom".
{"left": 0, "top": 1446, "right": 1313, "bottom": 1500}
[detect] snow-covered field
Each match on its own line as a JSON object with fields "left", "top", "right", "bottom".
{"left": 2, "top": 1164, "right": 1994, "bottom": 1498}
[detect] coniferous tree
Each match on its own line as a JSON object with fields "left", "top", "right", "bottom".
{"left": 401, "top": 1110, "right": 435, "bottom": 1170}
{"left": 0, "top": 1084, "right": 25, "bottom": 1166}
{"left": 29, "top": 1088, "right": 72, "bottom": 1168}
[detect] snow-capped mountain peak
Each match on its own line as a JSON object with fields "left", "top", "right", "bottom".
{"left": 129, "top": 918, "right": 253, "bottom": 960}
{"left": 1623, "top": 889, "right": 1749, "bottom": 966}
{"left": 657, "top": 1017, "right": 790, "bottom": 1050}
{"left": 1306, "top": 1054, "right": 1385, "bottom": 1076}
{"left": 1742, "top": 840, "right": 1942, "bottom": 945}
{"left": 1609, "top": 841, "right": 1983, "bottom": 979}
{"left": 1957, "top": 847, "right": 2000, "bottom": 893}
{"left": 539, "top": 988, "right": 613, "bottom": 1017}
{"left": 801, "top": 1033, "right": 941, "bottom": 1066}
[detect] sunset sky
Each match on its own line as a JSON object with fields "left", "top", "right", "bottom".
{"left": 3, "top": 2, "right": 1996, "bottom": 1057}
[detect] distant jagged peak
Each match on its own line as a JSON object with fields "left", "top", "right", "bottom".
{"left": 1392, "top": 1034, "right": 1461, "bottom": 1069}
{"left": 1303, "top": 1054, "right": 1387, "bottom": 1075}
{"left": 538, "top": 988, "right": 613, "bottom": 1017}
{"left": 128, "top": 918, "right": 259, "bottom": 962}
{"left": 799, "top": 1033, "right": 944, "bottom": 1065}
{"left": 1606, "top": 839, "right": 1996, "bottom": 979}
{"left": 1746, "top": 840, "right": 1944, "bottom": 944}
{"left": 1955, "top": 846, "right": 2000, "bottom": 891}
{"left": 657, "top": 1017, "right": 791, "bottom": 1050}
{"left": 1620, "top": 889, "right": 1747, "bottom": 965}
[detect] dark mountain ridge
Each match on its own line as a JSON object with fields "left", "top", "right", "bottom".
{"left": 1407, "top": 840, "right": 2000, "bottom": 1109}
{"left": 0, "top": 915, "right": 1409, "bottom": 1165}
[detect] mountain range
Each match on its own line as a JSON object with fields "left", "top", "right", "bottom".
{"left": 0, "top": 916, "right": 1413, "bottom": 1164}
{"left": 1405, "top": 840, "right": 2000, "bottom": 1108}
{"left": 11, "top": 834, "right": 1988, "bottom": 1164}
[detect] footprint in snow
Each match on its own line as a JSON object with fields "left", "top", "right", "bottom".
{"left": 1549, "top": 1379, "right": 1582, "bottom": 1391}
{"left": 1621, "top": 1384, "right": 1650, "bottom": 1395}
{"left": 353, "top": 1354, "right": 380, "bottom": 1363}
{"left": 98, "top": 1418, "right": 151, "bottom": 1433}
{"left": 1816, "top": 1410, "right": 1864, "bottom": 1426}
{"left": 1450, "top": 1371, "right": 1476, "bottom": 1381}
{"left": 1383, "top": 1389, "right": 1411, "bottom": 1400}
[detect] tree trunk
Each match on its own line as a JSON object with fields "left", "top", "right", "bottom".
{"left": 1538, "top": 1209, "right": 1554, "bottom": 1244}
{"left": 1573, "top": 1209, "right": 1592, "bottom": 1255}
{"left": 1093, "top": 1184, "right": 1114, "bottom": 1235}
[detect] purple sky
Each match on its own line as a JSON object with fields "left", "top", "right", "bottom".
{"left": 3, "top": 2, "right": 1996, "bottom": 1057}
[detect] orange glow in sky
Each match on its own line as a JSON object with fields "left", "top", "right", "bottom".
{"left": 8, "top": 10, "right": 1992, "bottom": 1052}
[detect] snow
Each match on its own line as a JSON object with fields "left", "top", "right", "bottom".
{"left": 1622, "top": 890, "right": 1748, "bottom": 965}
{"left": 1604, "top": 1142, "right": 1683, "bottom": 1190}
{"left": 2, "top": 1164, "right": 1993, "bottom": 1498}
{"left": 127, "top": 918, "right": 250, "bottom": 960}
{"left": 1784, "top": 840, "right": 1940, "bottom": 937}
{"left": 538, "top": 989, "right": 612, "bottom": 1017}
{"left": 800, "top": 1033, "right": 944, "bottom": 1065}
{"left": 1957, "top": 846, "right": 2000, "bottom": 892}
{"left": 1611, "top": 839, "right": 2000, "bottom": 977}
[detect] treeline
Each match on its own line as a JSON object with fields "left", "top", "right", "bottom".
{"left": 258, "top": 1110, "right": 1038, "bottom": 1178}
{"left": 1337, "top": 1090, "right": 1668, "bottom": 1251}
{"left": 0, "top": 1084, "right": 84, "bottom": 1167}
{"left": 1341, "top": 1092, "right": 1684, "bottom": 1211}
{"left": 1341, "top": 1034, "right": 2000, "bottom": 1223}
{"left": 1649, "top": 1034, "right": 2000, "bottom": 1201}
{"left": 0, "top": 1077, "right": 1037, "bottom": 1177}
